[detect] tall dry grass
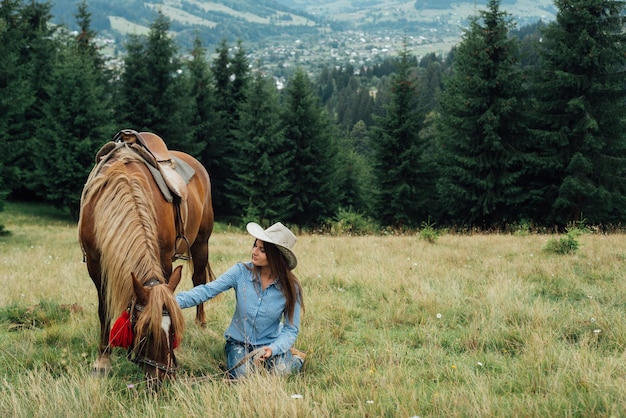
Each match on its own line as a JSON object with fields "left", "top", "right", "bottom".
{"left": 1, "top": 202, "right": 626, "bottom": 417}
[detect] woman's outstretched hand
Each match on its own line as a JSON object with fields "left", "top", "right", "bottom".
{"left": 260, "top": 346, "right": 272, "bottom": 360}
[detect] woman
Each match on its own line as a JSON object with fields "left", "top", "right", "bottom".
{"left": 176, "top": 222, "right": 305, "bottom": 379}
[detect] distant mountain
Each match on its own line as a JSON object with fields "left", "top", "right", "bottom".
{"left": 48, "top": 0, "right": 555, "bottom": 71}
{"left": 274, "top": 0, "right": 555, "bottom": 25}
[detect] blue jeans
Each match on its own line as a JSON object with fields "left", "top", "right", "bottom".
{"left": 225, "top": 341, "right": 304, "bottom": 379}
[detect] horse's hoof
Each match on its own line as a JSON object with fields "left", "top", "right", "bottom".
{"left": 92, "top": 367, "right": 108, "bottom": 377}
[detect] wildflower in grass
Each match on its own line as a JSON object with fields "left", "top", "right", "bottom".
{"left": 369, "top": 367, "right": 376, "bottom": 374}
{"left": 451, "top": 365, "right": 456, "bottom": 369}
{"left": 436, "top": 313, "right": 442, "bottom": 319}
{"left": 477, "top": 362, "right": 483, "bottom": 367}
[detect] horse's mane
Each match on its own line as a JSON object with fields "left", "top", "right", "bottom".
{"left": 81, "top": 148, "right": 163, "bottom": 324}
{"left": 134, "top": 285, "right": 185, "bottom": 350}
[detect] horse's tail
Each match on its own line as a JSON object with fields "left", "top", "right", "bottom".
{"left": 207, "top": 264, "right": 216, "bottom": 281}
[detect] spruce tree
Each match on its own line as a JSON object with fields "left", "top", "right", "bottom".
{"left": 33, "top": 3, "right": 116, "bottom": 218}
{"left": 201, "top": 39, "right": 232, "bottom": 217}
{"left": 229, "top": 70, "right": 293, "bottom": 224}
{"left": 281, "top": 68, "right": 340, "bottom": 227}
{"left": 74, "top": 0, "right": 102, "bottom": 68}
{"left": 0, "top": 0, "right": 34, "bottom": 212}
{"left": 370, "top": 47, "right": 431, "bottom": 228}
{"left": 114, "top": 12, "right": 194, "bottom": 151}
{"left": 36, "top": 44, "right": 116, "bottom": 218}
{"left": 336, "top": 129, "right": 376, "bottom": 216}
{"left": 230, "top": 40, "right": 251, "bottom": 117}
{"left": 202, "top": 39, "right": 251, "bottom": 218}
{"left": 10, "top": 0, "right": 58, "bottom": 197}
{"left": 187, "top": 36, "right": 214, "bottom": 159}
{"left": 435, "top": 0, "right": 530, "bottom": 228}
{"left": 531, "top": 0, "right": 626, "bottom": 226}
{"left": 418, "top": 53, "right": 444, "bottom": 113}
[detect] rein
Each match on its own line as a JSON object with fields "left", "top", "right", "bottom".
{"left": 123, "top": 347, "right": 268, "bottom": 389}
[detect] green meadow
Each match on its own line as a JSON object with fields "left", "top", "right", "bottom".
{"left": 1, "top": 202, "right": 625, "bottom": 417}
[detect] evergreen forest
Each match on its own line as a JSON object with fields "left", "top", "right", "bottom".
{"left": 1, "top": 0, "right": 625, "bottom": 232}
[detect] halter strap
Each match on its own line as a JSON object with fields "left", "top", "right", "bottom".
{"left": 126, "top": 282, "right": 178, "bottom": 376}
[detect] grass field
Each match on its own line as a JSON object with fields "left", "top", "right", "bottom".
{"left": 1, "top": 202, "right": 626, "bottom": 417}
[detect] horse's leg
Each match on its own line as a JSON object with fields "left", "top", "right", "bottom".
{"left": 189, "top": 238, "right": 209, "bottom": 326}
{"left": 93, "top": 289, "right": 112, "bottom": 374}
{"left": 86, "top": 259, "right": 111, "bottom": 374}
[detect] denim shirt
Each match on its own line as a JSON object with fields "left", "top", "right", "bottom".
{"left": 176, "top": 262, "right": 301, "bottom": 356}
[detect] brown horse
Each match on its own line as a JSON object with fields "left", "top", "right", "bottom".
{"left": 78, "top": 132, "right": 214, "bottom": 383}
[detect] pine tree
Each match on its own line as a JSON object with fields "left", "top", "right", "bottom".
{"left": 370, "top": 47, "right": 431, "bottom": 228}
{"left": 211, "top": 39, "right": 232, "bottom": 118}
{"left": 230, "top": 40, "right": 251, "bottom": 117}
{"left": 281, "top": 68, "right": 340, "bottom": 227}
{"left": 531, "top": 0, "right": 626, "bottom": 226}
{"left": 435, "top": 0, "right": 531, "bottom": 228}
{"left": 418, "top": 53, "right": 444, "bottom": 112}
{"left": 0, "top": 0, "right": 34, "bottom": 212}
{"left": 187, "top": 36, "right": 214, "bottom": 159}
{"left": 114, "top": 12, "right": 194, "bottom": 151}
{"left": 33, "top": 3, "right": 116, "bottom": 219}
{"left": 335, "top": 130, "right": 376, "bottom": 216}
{"left": 36, "top": 44, "right": 116, "bottom": 218}
{"left": 202, "top": 39, "right": 251, "bottom": 218}
{"left": 74, "top": 0, "right": 102, "bottom": 68}
{"left": 229, "top": 70, "right": 293, "bottom": 224}
{"left": 200, "top": 39, "right": 230, "bottom": 216}
{"left": 10, "top": 0, "right": 58, "bottom": 197}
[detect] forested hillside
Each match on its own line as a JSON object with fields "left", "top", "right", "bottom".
{"left": 1, "top": 0, "right": 625, "bottom": 232}
{"left": 46, "top": 0, "right": 556, "bottom": 53}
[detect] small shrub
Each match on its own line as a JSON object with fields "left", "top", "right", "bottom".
{"left": 511, "top": 220, "right": 532, "bottom": 236}
{"left": 544, "top": 227, "right": 582, "bottom": 254}
{"left": 327, "top": 208, "right": 378, "bottom": 235}
{"left": 419, "top": 218, "right": 439, "bottom": 244}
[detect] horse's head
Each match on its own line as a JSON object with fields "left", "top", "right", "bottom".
{"left": 129, "top": 265, "right": 185, "bottom": 387}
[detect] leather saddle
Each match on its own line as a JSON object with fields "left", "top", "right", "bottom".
{"left": 111, "top": 129, "right": 189, "bottom": 201}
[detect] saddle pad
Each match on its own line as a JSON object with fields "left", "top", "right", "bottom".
{"left": 147, "top": 156, "right": 195, "bottom": 203}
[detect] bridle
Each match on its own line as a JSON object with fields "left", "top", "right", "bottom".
{"left": 127, "top": 279, "right": 178, "bottom": 376}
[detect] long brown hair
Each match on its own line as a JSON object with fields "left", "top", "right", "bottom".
{"left": 251, "top": 239, "right": 304, "bottom": 324}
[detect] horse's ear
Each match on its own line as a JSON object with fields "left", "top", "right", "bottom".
{"left": 167, "top": 265, "right": 183, "bottom": 292}
{"left": 131, "top": 272, "right": 148, "bottom": 305}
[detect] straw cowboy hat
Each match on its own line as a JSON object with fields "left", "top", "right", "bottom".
{"left": 246, "top": 222, "right": 298, "bottom": 269}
